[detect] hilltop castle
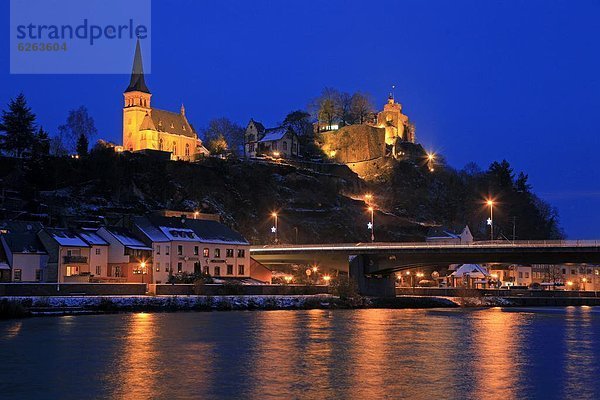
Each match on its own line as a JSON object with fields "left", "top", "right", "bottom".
{"left": 122, "top": 40, "right": 209, "bottom": 160}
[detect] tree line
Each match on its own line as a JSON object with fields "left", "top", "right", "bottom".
{"left": 0, "top": 94, "right": 97, "bottom": 159}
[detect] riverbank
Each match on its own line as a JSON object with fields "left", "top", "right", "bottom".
{"left": 2, "top": 294, "right": 600, "bottom": 319}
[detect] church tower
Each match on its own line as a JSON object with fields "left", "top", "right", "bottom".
{"left": 377, "top": 93, "right": 411, "bottom": 145}
{"left": 123, "top": 39, "right": 153, "bottom": 151}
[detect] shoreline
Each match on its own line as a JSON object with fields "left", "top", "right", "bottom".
{"left": 1, "top": 294, "right": 599, "bottom": 319}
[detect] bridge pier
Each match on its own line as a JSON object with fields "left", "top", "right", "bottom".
{"left": 349, "top": 255, "right": 395, "bottom": 297}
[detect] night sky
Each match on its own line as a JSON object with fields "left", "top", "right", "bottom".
{"left": 1, "top": 0, "right": 599, "bottom": 238}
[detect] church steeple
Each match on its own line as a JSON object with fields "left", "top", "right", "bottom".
{"left": 125, "top": 39, "right": 150, "bottom": 94}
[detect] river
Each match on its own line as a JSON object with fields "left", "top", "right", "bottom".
{"left": 0, "top": 307, "right": 598, "bottom": 399}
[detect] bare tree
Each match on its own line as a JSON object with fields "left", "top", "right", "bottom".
{"left": 58, "top": 106, "right": 98, "bottom": 152}
{"left": 350, "top": 92, "right": 375, "bottom": 124}
{"left": 201, "top": 117, "right": 244, "bottom": 155}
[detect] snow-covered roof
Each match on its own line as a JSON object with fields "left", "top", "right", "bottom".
{"left": 159, "top": 226, "right": 199, "bottom": 242}
{"left": 259, "top": 127, "right": 288, "bottom": 143}
{"left": 134, "top": 215, "right": 249, "bottom": 245}
{"left": 45, "top": 228, "right": 89, "bottom": 247}
{"left": 451, "top": 264, "right": 490, "bottom": 278}
{"left": 104, "top": 227, "right": 153, "bottom": 250}
{"left": 77, "top": 230, "right": 109, "bottom": 246}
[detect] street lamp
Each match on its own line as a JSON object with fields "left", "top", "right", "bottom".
{"left": 582, "top": 277, "right": 588, "bottom": 291}
{"left": 271, "top": 212, "right": 279, "bottom": 244}
{"left": 140, "top": 261, "right": 147, "bottom": 284}
{"left": 487, "top": 199, "right": 494, "bottom": 241}
{"left": 368, "top": 206, "right": 375, "bottom": 242}
{"left": 284, "top": 275, "right": 293, "bottom": 284}
{"left": 323, "top": 275, "right": 331, "bottom": 285}
{"left": 364, "top": 193, "right": 373, "bottom": 204}
{"left": 427, "top": 152, "right": 435, "bottom": 172}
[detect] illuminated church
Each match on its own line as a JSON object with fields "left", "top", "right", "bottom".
{"left": 122, "top": 40, "right": 209, "bottom": 160}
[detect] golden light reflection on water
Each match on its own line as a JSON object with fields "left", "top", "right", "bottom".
{"left": 473, "top": 308, "right": 526, "bottom": 400}
{"left": 1, "top": 321, "right": 22, "bottom": 339}
{"left": 110, "top": 312, "right": 158, "bottom": 400}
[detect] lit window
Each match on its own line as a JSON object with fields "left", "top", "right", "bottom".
{"left": 194, "top": 246, "right": 199, "bottom": 256}
{"left": 155, "top": 245, "right": 160, "bottom": 255}
{"left": 214, "top": 266, "right": 221, "bottom": 276}
{"left": 203, "top": 248, "right": 209, "bottom": 257}
{"left": 156, "top": 262, "right": 160, "bottom": 272}
{"left": 14, "top": 269, "right": 22, "bottom": 281}
{"left": 237, "top": 249, "right": 245, "bottom": 258}
{"left": 226, "top": 249, "right": 234, "bottom": 258}
{"left": 177, "top": 262, "right": 183, "bottom": 273}
{"left": 215, "top": 248, "right": 221, "bottom": 258}
{"left": 166, "top": 246, "right": 170, "bottom": 255}
{"left": 35, "top": 269, "right": 42, "bottom": 281}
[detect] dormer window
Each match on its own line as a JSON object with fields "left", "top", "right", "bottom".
{"left": 170, "top": 122, "right": 175, "bottom": 129}
{"left": 183, "top": 125, "right": 186, "bottom": 131}
{"left": 158, "top": 120, "right": 162, "bottom": 127}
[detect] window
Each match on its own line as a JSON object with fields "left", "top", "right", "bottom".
{"left": 159, "top": 139, "right": 163, "bottom": 150}
{"left": 562, "top": 268, "right": 566, "bottom": 275}
{"left": 283, "top": 141, "right": 288, "bottom": 150}
{"left": 237, "top": 249, "right": 245, "bottom": 258}
{"left": 14, "top": 269, "right": 22, "bottom": 281}
{"left": 96, "top": 266, "right": 102, "bottom": 275}
{"left": 165, "top": 262, "right": 170, "bottom": 273}
{"left": 226, "top": 248, "right": 234, "bottom": 258}
{"left": 214, "top": 248, "right": 221, "bottom": 258}
{"left": 214, "top": 266, "right": 221, "bottom": 276}
{"left": 227, "top": 264, "right": 233, "bottom": 275}
{"left": 185, "top": 144, "right": 190, "bottom": 156}
{"left": 238, "top": 265, "right": 245, "bottom": 275}
{"left": 96, "top": 248, "right": 101, "bottom": 255}
{"left": 173, "top": 142, "right": 177, "bottom": 155}
{"left": 203, "top": 266, "right": 209, "bottom": 275}
{"left": 177, "top": 245, "right": 183, "bottom": 256}
{"left": 114, "top": 266, "right": 122, "bottom": 277}
{"left": 194, "top": 246, "right": 199, "bottom": 256}
{"left": 525, "top": 272, "right": 530, "bottom": 279}
{"left": 166, "top": 246, "right": 170, "bottom": 255}
{"left": 177, "top": 262, "right": 183, "bottom": 273}
{"left": 203, "top": 248, "right": 209, "bottom": 257}
{"left": 518, "top": 272, "right": 523, "bottom": 279}
{"left": 35, "top": 269, "right": 42, "bottom": 281}
{"left": 571, "top": 269, "right": 577, "bottom": 275}
{"left": 156, "top": 262, "right": 160, "bottom": 272}
{"left": 156, "top": 245, "right": 160, "bottom": 255}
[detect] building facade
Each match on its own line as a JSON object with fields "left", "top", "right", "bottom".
{"left": 122, "top": 39, "right": 209, "bottom": 161}
{"left": 244, "top": 119, "right": 299, "bottom": 159}
{"left": 133, "top": 215, "right": 251, "bottom": 283}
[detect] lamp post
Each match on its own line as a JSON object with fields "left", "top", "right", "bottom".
{"left": 368, "top": 206, "right": 375, "bottom": 242}
{"left": 487, "top": 199, "right": 494, "bottom": 241}
{"left": 271, "top": 212, "right": 278, "bottom": 244}
{"left": 140, "top": 261, "right": 147, "bottom": 284}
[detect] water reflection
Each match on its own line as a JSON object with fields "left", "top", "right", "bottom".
{"left": 0, "top": 308, "right": 599, "bottom": 399}
{"left": 563, "top": 307, "right": 598, "bottom": 400}
{"left": 473, "top": 308, "right": 527, "bottom": 400}
{"left": 108, "top": 313, "right": 158, "bottom": 400}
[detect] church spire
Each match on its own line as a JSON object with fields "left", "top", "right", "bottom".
{"left": 125, "top": 38, "right": 150, "bottom": 94}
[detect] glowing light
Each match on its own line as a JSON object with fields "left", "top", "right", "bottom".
{"left": 364, "top": 193, "right": 373, "bottom": 201}
{"left": 368, "top": 206, "right": 374, "bottom": 212}
{"left": 140, "top": 261, "right": 146, "bottom": 269}
{"left": 323, "top": 275, "right": 331, "bottom": 283}
{"left": 273, "top": 151, "right": 281, "bottom": 158}
{"left": 329, "top": 150, "right": 337, "bottom": 158}
{"left": 427, "top": 152, "right": 435, "bottom": 161}
{"left": 284, "top": 275, "right": 293, "bottom": 283}
{"left": 312, "top": 266, "right": 318, "bottom": 273}
{"left": 405, "top": 271, "right": 411, "bottom": 275}
{"left": 487, "top": 200, "right": 494, "bottom": 206}
{"left": 567, "top": 281, "right": 574, "bottom": 286}
{"left": 271, "top": 212, "right": 278, "bottom": 217}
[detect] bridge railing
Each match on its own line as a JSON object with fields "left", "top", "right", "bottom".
{"left": 250, "top": 240, "right": 600, "bottom": 252}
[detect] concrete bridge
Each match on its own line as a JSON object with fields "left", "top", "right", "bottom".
{"left": 250, "top": 241, "right": 600, "bottom": 296}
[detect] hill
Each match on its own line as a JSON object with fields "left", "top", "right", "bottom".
{"left": 0, "top": 147, "right": 563, "bottom": 243}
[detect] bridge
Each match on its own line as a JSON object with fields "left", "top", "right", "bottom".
{"left": 250, "top": 241, "right": 600, "bottom": 296}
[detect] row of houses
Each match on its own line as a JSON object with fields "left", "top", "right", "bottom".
{"left": 0, "top": 215, "right": 269, "bottom": 284}
{"left": 400, "top": 263, "right": 600, "bottom": 291}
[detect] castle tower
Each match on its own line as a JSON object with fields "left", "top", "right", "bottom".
{"left": 377, "top": 93, "right": 411, "bottom": 145}
{"left": 123, "top": 39, "right": 152, "bottom": 151}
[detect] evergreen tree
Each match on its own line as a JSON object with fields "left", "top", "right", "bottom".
{"left": 76, "top": 133, "right": 89, "bottom": 157}
{"left": 0, "top": 93, "right": 37, "bottom": 157}
{"left": 32, "top": 127, "right": 50, "bottom": 157}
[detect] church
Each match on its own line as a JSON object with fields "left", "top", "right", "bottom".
{"left": 122, "top": 40, "right": 209, "bottom": 161}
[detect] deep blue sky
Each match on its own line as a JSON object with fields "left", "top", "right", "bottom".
{"left": 1, "top": 0, "right": 599, "bottom": 238}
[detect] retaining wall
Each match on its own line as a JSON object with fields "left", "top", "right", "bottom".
{"left": 0, "top": 283, "right": 146, "bottom": 296}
